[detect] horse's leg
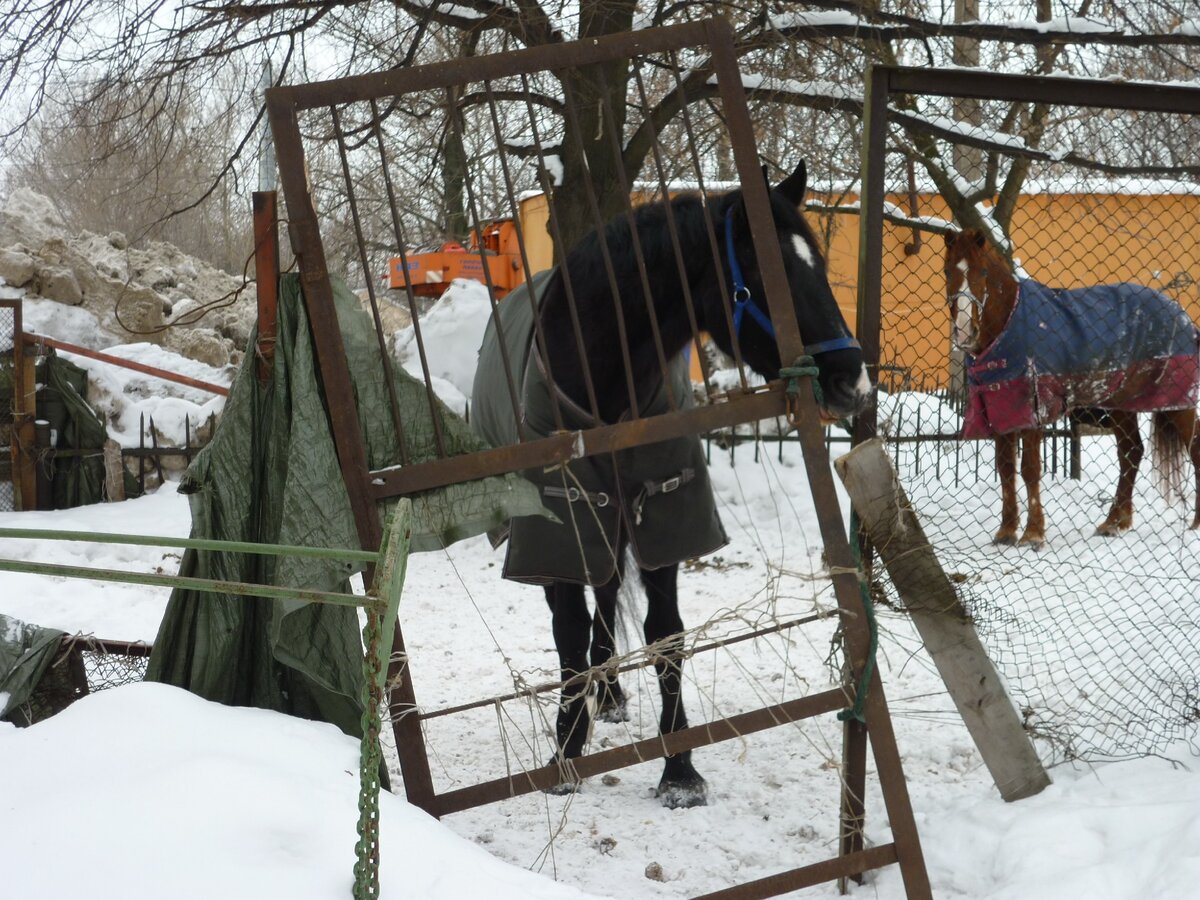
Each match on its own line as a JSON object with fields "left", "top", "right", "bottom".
{"left": 994, "top": 432, "right": 1020, "bottom": 545}
{"left": 591, "top": 560, "right": 629, "bottom": 724}
{"left": 1097, "top": 410, "right": 1143, "bottom": 536}
{"left": 1019, "top": 429, "right": 1046, "bottom": 547}
{"left": 544, "top": 580, "right": 593, "bottom": 790}
{"left": 640, "top": 563, "right": 707, "bottom": 809}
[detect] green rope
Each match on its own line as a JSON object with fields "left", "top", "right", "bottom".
{"left": 779, "top": 355, "right": 822, "bottom": 410}
{"left": 837, "top": 509, "right": 877, "bottom": 725}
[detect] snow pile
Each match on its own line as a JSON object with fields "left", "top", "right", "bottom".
{"left": 0, "top": 188, "right": 242, "bottom": 477}
{"left": 73, "top": 342, "right": 228, "bottom": 450}
{"left": 0, "top": 682, "right": 601, "bottom": 900}
{"left": 392, "top": 278, "right": 493, "bottom": 413}
{"left": 0, "top": 187, "right": 254, "bottom": 367}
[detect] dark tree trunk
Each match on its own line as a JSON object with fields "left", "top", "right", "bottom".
{"left": 551, "top": 1, "right": 638, "bottom": 257}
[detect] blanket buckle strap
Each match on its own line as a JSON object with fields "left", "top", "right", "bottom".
{"left": 633, "top": 468, "right": 696, "bottom": 525}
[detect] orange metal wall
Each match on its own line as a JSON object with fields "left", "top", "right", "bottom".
{"left": 514, "top": 192, "right": 1200, "bottom": 389}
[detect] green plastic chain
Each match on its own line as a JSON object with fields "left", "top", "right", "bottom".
{"left": 353, "top": 604, "right": 384, "bottom": 899}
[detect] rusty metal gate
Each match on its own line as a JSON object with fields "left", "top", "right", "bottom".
{"left": 859, "top": 67, "right": 1200, "bottom": 765}
{"left": 267, "top": 20, "right": 928, "bottom": 896}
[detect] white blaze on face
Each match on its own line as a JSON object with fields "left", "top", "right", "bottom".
{"left": 950, "top": 260, "right": 977, "bottom": 348}
{"left": 791, "top": 234, "right": 815, "bottom": 268}
{"left": 953, "top": 289, "right": 977, "bottom": 349}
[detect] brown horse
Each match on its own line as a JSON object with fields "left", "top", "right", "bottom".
{"left": 944, "top": 228, "right": 1200, "bottom": 546}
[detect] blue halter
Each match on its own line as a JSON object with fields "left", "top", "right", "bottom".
{"left": 723, "top": 208, "right": 861, "bottom": 357}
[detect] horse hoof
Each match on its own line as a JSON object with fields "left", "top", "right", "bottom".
{"left": 655, "top": 775, "right": 708, "bottom": 809}
{"left": 1018, "top": 535, "right": 1045, "bottom": 550}
{"left": 1095, "top": 523, "right": 1128, "bottom": 537}
{"left": 993, "top": 533, "right": 1018, "bottom": 546}
{"left": 543, "top": 756, "right": 582, "bottom": 795}
{"left": 595, "top": 696, "right": 629, "bottom": 724}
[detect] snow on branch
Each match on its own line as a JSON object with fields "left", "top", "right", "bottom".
{"left": 772, "top": 1, "right": 1200, "bottom": 48}
{"left": 805, "top": 200, "right": 956, "bottom": 236}
{"left": 891, "top": 109, "right": 1200, "bottom": 179}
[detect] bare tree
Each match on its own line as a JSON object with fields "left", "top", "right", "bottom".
{"left": 4, "top": 1, "right": 1200, "bottom": 260}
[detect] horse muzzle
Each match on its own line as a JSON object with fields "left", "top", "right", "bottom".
{"left": 818, "top": 363, "right": 872, "bottom": 422}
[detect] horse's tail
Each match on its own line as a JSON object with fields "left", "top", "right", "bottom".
{"left": 1151, "top": 410, "right": 1191, "bottom": 507}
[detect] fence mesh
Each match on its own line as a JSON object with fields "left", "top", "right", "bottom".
{"left": 19, "top": 638, "right": 150, "bottom": 725}
{"left": 864, "top": 83, "right": 1200, "bottom": 764}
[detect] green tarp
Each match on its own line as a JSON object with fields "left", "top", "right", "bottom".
{"left": 36, "top": 350, "right": 140, "bottom": 508}
{"left": 145, "top": 274, "right": 544, "bottom": 737}
{"left": 0, "top": 613, "right": 66, "bottom": 725}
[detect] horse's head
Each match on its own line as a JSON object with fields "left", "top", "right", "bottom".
{"left": 944, "top": 228, "right": 1019, "bottom": 355}
{"left": 704, "top": 160, "right": 870, "bottom": 422}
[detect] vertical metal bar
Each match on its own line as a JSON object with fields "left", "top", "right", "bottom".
{"left": 138, "top": 411, "right": 146, "bottom": 495}
{"left": 849, "top": 58, "right": 897, "bottom": 888}
{"left": 853, "top": 64, "right": 890, "bottom": 448}
{"left": 330, "top": 105, "right": 419, "bottom": 458}
{"left": 268, "top": 91, "right": 436, "bottom": 811}
{"left": 631, "top": 65, "right": 714, "bottom": 398}
{"left": 149, "top": 416, "right": 165, "bottom": 486}
{"left": 705, "top": 19, "right": 804, "bottom": 368}
{"left": 558, "top": 71, "right": 641, "bottom": 417}
{"left": 667, "top": 53, "right": 749, "bottom": 390}
{"left": 520, "top": 72, "right": 603, "bottom": 423}
{"left": 253, "top": 191, "right": 280, "bottom": 386}
{"left": 1070, "top": 415, "right": 1082, "bottom": 479}
{"left": 443, "top": 85, "right": 527, "bottom": 441}
{"left": 370, "top": 99, "right": 420, "bottom": 467}
{"left": 595, "top": 67, "right": 677, "bottom": 411}
{"left": 481, "top": 80, "right": 565, "bottom": 434}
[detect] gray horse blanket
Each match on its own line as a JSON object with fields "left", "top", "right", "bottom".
{"left": 963, "top": 278, "right": 1200, "bottom": 439}
{"left": 472, "top": 272, "right": 727, "bottom": 586}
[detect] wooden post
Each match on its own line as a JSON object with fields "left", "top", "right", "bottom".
{"left": 835, "top": 439, "right": 1051, "bottom": 802}
{"left": 253, "top": 191, "right": 280, "bottom": 385}
{"left": 104, "top": 439, "right": 126, "bottom": 502}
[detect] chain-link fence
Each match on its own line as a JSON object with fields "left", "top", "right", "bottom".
{"left": 858, "top": 69, "right": 1200, "bottom": 764}
{"left": 14, "top": 637, "right": 151, "bottom": 726}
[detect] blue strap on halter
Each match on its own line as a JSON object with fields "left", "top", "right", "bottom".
{"left": 803, "top": 335, "right": 861, "bottom": 355}
{"left": 724, "top": 208, "right": 861, "bottom": 357}
{"left": 725, "top": 208, "right": 776, "bottom": 341}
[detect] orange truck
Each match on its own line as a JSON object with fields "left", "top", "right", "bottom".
{"left": 387, "top": 220, "right": 527, "bottom": 298}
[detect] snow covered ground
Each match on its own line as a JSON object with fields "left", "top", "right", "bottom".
{"left": 2, "top": 427, "right": 1199, "bottom": 898}
{"left": 3, "top": 278, "right": 1200, "bottom": 899}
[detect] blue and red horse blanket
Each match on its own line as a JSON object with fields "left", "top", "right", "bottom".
{"left": 963, "top": 278, "right": 1200, "bottom": 439}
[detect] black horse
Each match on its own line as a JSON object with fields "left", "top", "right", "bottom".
{"left": 473, "top": 160, "right": 869, "bottom": 808}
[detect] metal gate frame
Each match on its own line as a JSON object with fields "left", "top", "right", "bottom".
{"left": 266, "top": 20, "right": 930, "bottom": 897}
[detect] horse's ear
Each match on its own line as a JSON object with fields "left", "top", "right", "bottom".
{"left": 776, "top": 159, "right": 808, "bottom": 205}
